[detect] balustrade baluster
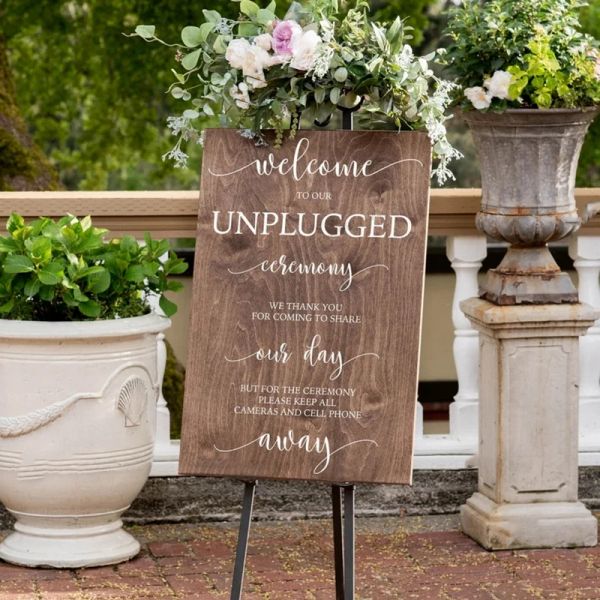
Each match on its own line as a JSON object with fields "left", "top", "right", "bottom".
{"left": 570, "top": 235, "right": 600, "bottom": 457}
{"left": 447, "top": 236, "right": 487, "bottom": 442}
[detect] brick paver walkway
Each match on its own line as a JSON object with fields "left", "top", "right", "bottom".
{"left": 3, "top": 516, "right": 600, "bottom": 599}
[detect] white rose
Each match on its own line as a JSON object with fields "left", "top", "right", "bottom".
{"left": 230, "top": 82, "right": 251, "bottom": 109}
{"left": 225, "top": 39, "right": 251, "bottom": 70}
{"left": 484, "top": 70, "right": 513, "bottom": 100}
{"left": 465, "top": 86, "right": 492, "bottom": 110}
{"left": 226, "top": 39, "right": 271, "bottom": 84}
{"left": 254, "top": 33, "right": 272, "bottom": 51}
{"left": 290, "top": 29, "right": 322, "bottom": 71}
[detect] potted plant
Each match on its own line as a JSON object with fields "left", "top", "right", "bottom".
{"left": 0, "top": 214, "right": 186, "bottom": 568}
{"left": 443, "top": 0, "right": 600, "bottom": 304}
{"left": 132, "top": 0, "right": 462, "bottom": 184}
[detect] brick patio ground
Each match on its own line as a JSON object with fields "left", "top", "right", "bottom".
{"left": 3, "top": 514, "right": 600, "bottom": 599}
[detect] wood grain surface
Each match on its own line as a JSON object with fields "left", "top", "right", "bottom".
{"left": 179, "top": 129, "right": 431, "bottom": 485}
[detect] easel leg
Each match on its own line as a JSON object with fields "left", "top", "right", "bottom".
{"left": 343, "top": 485, "right": 355, "bottom": 600}
{"left": 331, "top": 484, "right": 356, "bottom": 600}
{"left": 230, "top": 481, "right": 256, "bottom": 600}
{"left": 332, "top": 485, "right": 345, "bottom": 600}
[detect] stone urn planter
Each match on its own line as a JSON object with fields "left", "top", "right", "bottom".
{"left": 462, "top": 108, "right": 598, "bottom": 305}
{"left": 0, "top": 313, "right": 170, "bottom": 568}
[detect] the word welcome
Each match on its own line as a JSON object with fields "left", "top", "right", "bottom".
{"left": 208, "top": 137, "right": 424, "bottom": 181}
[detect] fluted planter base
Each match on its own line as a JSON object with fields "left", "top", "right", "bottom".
{"left": 481, "top": 246, "right": 578, "bottom": 305}
{"left": 0, "top": 517, "right": 139, "bottom": 568}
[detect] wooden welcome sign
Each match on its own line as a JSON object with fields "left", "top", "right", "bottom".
{"left": 180, "top": 129, "right": 431, "bottom": 485}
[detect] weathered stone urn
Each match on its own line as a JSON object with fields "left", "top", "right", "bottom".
{"left": 462, "top": 108, "right": 598, "bottom": 305}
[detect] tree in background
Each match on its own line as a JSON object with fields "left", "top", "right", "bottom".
{"left": 0, "top": 27, "right": 59, "bottom": 191}
{"left": 0, "top": 0, "right": 239, "bottom": 191}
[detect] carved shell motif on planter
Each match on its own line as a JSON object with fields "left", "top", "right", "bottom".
{"left": 117, "top": 376, "right": 150, "bottom": 427}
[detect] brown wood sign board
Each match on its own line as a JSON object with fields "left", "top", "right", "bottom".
{"left": 180, "top": 129, "right": 431, "bottom": 485}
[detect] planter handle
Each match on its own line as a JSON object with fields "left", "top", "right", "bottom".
{"left": 0, "top": 392, "right": 101, "bottom": 438}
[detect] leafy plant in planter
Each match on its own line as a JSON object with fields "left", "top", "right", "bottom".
{"left": 441, "top": 0, "right": 600, "bottom": 304}
{"left": 0, "top": 214, "right": 187, "bottom": 568}
{"left": 443, "top": 0, "right": 600, "bottom": 110}
{"left": 132, "top": 0, "right": 462, "bottom": 184}
{"left": 0, "top": 213, "right": 186, "bottom": 321}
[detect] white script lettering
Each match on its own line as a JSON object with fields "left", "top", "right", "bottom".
{"left": 214, "top": 429, "right": 378, "bottom": 474}
{"left": 208, "top": 137, "right": 424, "bottom": 181}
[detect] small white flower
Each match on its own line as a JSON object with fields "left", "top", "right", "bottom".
{"left": 465, "top": 86, "right": 492, "bottom": 109}
{"left": 484, "top": 70, "right": 513, "bottom": 100}
{"left": 311, "top": 43, "right": 334, "bottom": 79}
{"left": 397, "top": 44, "right": 414, "bottom": 70}
{"left": 290, "top": 30, "right": 322, "bottom": 71}
{"left": 162, "top": 147, "right": 189, "bottom": 168}
{"left": 254, "top": 33, "right": 272, "bottom": 51}
{"left": 230, "top": 82, "right": 251, "bottom": 109}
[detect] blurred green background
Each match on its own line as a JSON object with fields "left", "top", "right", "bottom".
{"left": 1, "top": 0, "right": 599, "bottom": 192}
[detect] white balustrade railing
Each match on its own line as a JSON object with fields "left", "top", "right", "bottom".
{"left": 412, "top": 235, "right": 486, "bottom": 469}
{"left": 570, "top": 236, "right": 600, "bottom": 465}
{"left": 150, "top": 230, "right": 600, "bottom": 475}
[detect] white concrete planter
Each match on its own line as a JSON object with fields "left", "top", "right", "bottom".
{"left": 0, "top": 313, "right": 170, "bottom": 568}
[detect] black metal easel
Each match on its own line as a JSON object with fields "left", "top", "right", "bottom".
{"left": 229, "top": 104, "right": 360, "bottom": 600}
{"left": 230, "top": 481, "right": 356, "bottom": 600}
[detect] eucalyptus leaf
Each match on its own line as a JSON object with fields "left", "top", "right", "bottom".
{"left": 134, "top": 25, "right": 155, "bottom": 40}
{"left": 181, "top": 49, "right": 201, "bottom": 70}
{"left": 181, "top": 26, "right": 205, "bottom": 48}
{"left": 240, "top": 0, "right": 259, "bottom": 17}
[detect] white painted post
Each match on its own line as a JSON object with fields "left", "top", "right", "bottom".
{"left": 415, "top": 401, "right": 424, "bottom": 440}
{"left": 569, "top": 235, "right": 600, "bottom": 453}
{"left": 446, "top": 236, "right": 487, "bottom": 441}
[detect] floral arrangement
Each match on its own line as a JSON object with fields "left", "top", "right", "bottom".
{"left": 133, "top": 0, "right": 462, "bottom": 184}
{"left": 443, "top": 0, "right": 600, "bottom": 110}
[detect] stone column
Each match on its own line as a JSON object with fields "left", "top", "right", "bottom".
{"left": 460, "top": 298, "right": 598, "bottom": 550}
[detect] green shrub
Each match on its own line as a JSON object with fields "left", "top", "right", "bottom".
{"left": 0, "top": 213, "right": 187, "bottom": 321}
{"left": 443, "top": 0, "right": 600, "bottom": 110}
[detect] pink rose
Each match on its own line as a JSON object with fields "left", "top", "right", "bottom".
{"left": 272, "top": 20, "right": 302, "bottom": 56}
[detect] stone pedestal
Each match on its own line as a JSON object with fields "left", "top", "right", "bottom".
{"left": 459, "top": 298, "right": 599, "bottom": 550}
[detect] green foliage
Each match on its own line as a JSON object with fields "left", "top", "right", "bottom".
{"left": 579, "top": 3, "right": 600, "bottom": 186}
{"left": 1, "top": 0, "right": 236, "bottom": 190}
{"left": 163, "top": 340, "right": 185, "bottom": 439}
{"left": 0, "top": 214, "right": 187, "bottom": 321}
{"left": 135, "top": 0, "right": 460, "bottom": 183}
{"left": 443, "top": 0, "right": 600, "bottom": 109}
{"left": 2, "top": 0, "right": 435, "bottom": 190}
{"left": 371, "top": 0, "right": 437, "bottom": 47}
